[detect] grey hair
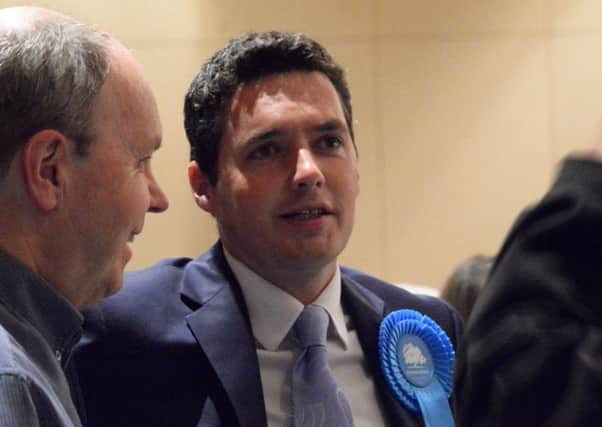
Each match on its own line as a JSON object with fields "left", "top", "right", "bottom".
{"left": 0, "top": 18, "right": 111, "bottom": 178}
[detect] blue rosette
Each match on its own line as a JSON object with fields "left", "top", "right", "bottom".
{"left": 379, "top": 309, "right": 455, "bottom": 427}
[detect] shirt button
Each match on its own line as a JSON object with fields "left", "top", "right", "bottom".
{"left": 55, "top": 350, "right": 62, "bottom": 362}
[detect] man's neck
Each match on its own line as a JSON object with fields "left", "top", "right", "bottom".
{"left": 223, "top": 247, "right": 338, "bottom": 305}
{"left": 271, "top": 266, "right": 336, "bottom": 305}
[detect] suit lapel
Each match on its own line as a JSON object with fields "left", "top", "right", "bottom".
{"left": 181, "top": 244, "right": 267, "bottom": 427}
{"left": 342, "top": 277, "right": 423, "bottom": 427}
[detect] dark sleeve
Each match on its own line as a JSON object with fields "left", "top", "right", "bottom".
{"left": 454, "top": 158, "right": 602, "bottom": 427}
{"left": 446, "top": 300, "right": 464, "bottom": 353}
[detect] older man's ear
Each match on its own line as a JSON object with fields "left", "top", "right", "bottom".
{"left": 20, "top": 129, "right": 70, "bottom": 212}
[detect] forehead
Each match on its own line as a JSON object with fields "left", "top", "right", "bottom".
{"left": 92, "top": 49, "right": 161, "bottom": 146}
{"left": 226, "top": 71, "right": 346, "bottom": 129}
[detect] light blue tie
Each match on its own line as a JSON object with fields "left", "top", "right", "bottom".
{"left": 292, "top": 305, "right": 354, "bottom": 427}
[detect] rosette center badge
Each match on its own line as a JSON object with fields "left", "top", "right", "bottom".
{"left": 398, "top": 335, "right": 434, "bottom": 387}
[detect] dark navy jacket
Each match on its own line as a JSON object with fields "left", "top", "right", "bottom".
{"left": 74, "top": 243, "right": 462, "bottom": 427}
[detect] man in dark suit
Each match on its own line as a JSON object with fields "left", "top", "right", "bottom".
{"left": 454, "top": 146, "right": 602, "bottom": 426}
{"left": 74, "top": 31, "right": 463, "bottom": 427}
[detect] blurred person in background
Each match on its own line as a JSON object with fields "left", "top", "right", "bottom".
{"left": 441, "top": 255, "right": 494, "bottom": 322}
{"left": 455, "top": 145, "right": 602, "bottom": 426}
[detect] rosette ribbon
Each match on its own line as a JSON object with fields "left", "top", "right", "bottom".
{"left": 378, "top": 309, "right": 455, "bottom": 427}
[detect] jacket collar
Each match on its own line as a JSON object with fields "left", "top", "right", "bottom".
{"left": 180, "top": 243, "right": 267, "bottom": 427}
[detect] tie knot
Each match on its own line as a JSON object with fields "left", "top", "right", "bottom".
{"left": 294, "top": 305, "right": 329, "bottom": 348}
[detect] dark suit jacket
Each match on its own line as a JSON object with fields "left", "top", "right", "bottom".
{"left": 454, "top": 158, "right": 602, "bottom": 427}
{"left": 74, "top": 243, "right": 462, "bottom": 427}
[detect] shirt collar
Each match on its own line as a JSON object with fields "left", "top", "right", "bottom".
{"left": 223, "top": 249, "right": 349, "bottom": 351}
{"left": 0, "top": 250, "right": 83, "bottom": 357}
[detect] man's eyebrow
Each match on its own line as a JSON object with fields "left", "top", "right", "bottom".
{"left": 138, "top": 137, "right": 162, "bottom": 157}
{"left": 244, "top": 129, "right": 287, "bottom": 146}
{"left": 240, "top": 120, "right": 349, "bottom": 147}
{"left": 311, "top": 120, "right": 348, "bottom": 134}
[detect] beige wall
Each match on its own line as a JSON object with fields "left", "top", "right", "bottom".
{"left": 2, "top": 1, "right": 600, "bottom": 289}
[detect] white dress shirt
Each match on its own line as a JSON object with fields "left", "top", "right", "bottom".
{"left": 224, "top": 250, "right": 387, "bottom": 427}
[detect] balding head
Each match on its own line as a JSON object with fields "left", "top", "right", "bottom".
{"left": 0, "top": 6, "right": 73, "bottom": 33}
{"left": 0, "top": 7, "right": 167, "bottom": 309}
{"left": 0, "top": 6, "right": 112, "bottom": 179}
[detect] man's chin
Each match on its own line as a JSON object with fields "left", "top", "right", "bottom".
{"left": 103, "top": 264, "right": 126, "bottom": 298}
{"left": 123, "top": 243, "right": 133, "bottom": 265}
{"left": 102, "top": 275, "right": 124, "bottom": 301}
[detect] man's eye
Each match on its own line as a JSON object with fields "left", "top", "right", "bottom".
{"left": 319, "top": 136, "right": 342, "bottom": 150}
{"left": 249, "top": 144, "right": 278, "bottom": 160}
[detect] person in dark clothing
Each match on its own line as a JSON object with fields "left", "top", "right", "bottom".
{"left": 455, "top": 150, "right": 602, "bottom": 426}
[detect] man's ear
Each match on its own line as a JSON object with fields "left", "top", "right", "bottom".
{"left": 187, "top": 160, "right": 216, "bottom": 216}
{"left": 21, "top": 129, "right": 69, "bottom": 211}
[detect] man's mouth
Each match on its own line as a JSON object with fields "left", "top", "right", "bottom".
{"left": 282, "top": 208, "right": 331, "bottom": 220}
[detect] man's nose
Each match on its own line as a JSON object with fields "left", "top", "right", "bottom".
{"left": 148, "top": 172, "right": 169, "bottom": 213}
{"left": 292, "top": 148, "right": 324, "bottom": 190}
